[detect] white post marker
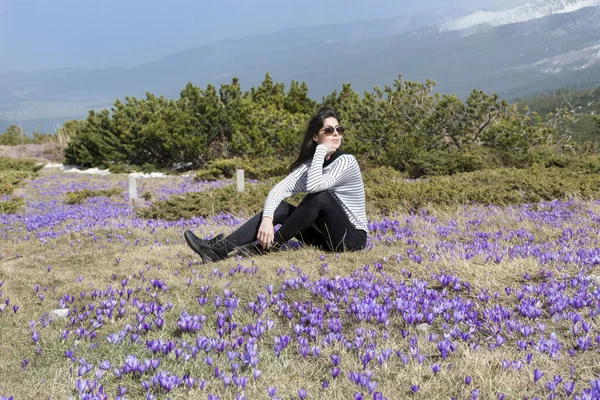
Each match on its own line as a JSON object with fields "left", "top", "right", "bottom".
{"left": 236, "top": 168, "right": 245, "bottom": 192}
{"left": 128, "top": 175, "right": 138, "bottom": 206}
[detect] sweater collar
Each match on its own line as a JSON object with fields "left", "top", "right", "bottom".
{"left": 323, "top": 149, "right": 346, "bottom": 167}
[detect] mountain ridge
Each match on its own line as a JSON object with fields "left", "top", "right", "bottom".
{"left": 1, "top": 2, "right": 599, "bottom": 132}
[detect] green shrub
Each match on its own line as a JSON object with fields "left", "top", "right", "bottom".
{"left": 0, "top": 181, "right": 12, "bottom": 197}
{"left": 138, "top": 183, "right": 304, "bottom": 221}
{"left": 0, "top": 156, "right": 44, "bottom": 172}
{"left": 0, "top": 171, "right": 31, "bottom": 196}
{"left": 403, "top": 147, "right": 499, "bottom": 177}
{"left": 65, "top": 188, "right": 123, "bottom": 205}
{"left": 563, "top": 154, "right": 600, "bottom": 173}
{"left": 106, "top": 162, "right": 172, "bottom": 174}
{"left": 66, "top": 76, "right": 586, "bottom": 173}
{"left": 365, "top": 166, "right": 600, "bottom": 214}
{"left": 138, "top": 164, "right": 600, "bottom": 221}
{"left": 0, "top": 125, "right": 28, "bottom": 145}
{"left": 195, "top": 157, "right": 292, "bottom": 181}
{"left": 0, "top": 157, "right": 43, "bottom": 196}
{"left": 0, "top": 197, "right": 25, "bottom": 214}
{"left": 362, "top": 166, "right": 407, "bottom": 185}
{"left": 107, "top": 163, "right": 134, "bottom": 174}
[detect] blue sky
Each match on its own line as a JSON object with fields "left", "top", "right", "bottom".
{"left": 0, "top": 0, "right": 525, "bottom": 72}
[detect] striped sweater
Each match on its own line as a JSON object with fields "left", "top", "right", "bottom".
{"left": 263, "top": 144, "right": 368, "bottom": 232}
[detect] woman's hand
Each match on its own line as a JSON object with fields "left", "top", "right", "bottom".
{"left": 317, "top": 142, "right": 335, "bottom": 153}
{"left": 257, "top": 217, "right": 275, "bottom": 249}
{"left": 317, "top": 143, "right": 337, "bottom": 160}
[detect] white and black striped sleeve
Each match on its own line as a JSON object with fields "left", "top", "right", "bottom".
{"left": 306, "top": 144, "right": 353, "bottom": 193}
{"left": 262, "top": 165, "right": 308, "bottom": 219}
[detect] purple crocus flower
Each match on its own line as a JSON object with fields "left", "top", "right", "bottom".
{"left": 331, "top": 354, "right": 340, "bottom": 367}
{"left": 534, "top": 369, "right": 544, "bottom": 383}
{"left": 298, "top": 388, "right": 307, "bottom": 399}
{"left": 253, "top": 369, "right": 262, "bottom": 380}
{"left": 75, "top": 379, "right": 86, "bottom": 393}
{"left": 183, "top": 374, "right": 196, "bottom": 388}
{"left": 564, "top": 381, "right": 575, "bottom": 396}
{"left": 222, "top": 375, "right": 231, "bottom": 387}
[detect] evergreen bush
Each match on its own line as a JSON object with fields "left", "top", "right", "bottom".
{"left": 139, "top": 165, "right": 600, "bottom": 221}
{"left": 65, "top": 188, "right": 123, "bottom": 205}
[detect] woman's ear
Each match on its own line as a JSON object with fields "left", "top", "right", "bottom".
{"left": 313, "top": 135, "right": 318, "bottom": 143}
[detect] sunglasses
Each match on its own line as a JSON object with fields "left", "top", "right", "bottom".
{"left": 320, "top": 125, "right": 345, "bottom": 136}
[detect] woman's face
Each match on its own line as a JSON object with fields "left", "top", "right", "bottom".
{"left": 313, "top": 117, "right": 343, "bottom": 151}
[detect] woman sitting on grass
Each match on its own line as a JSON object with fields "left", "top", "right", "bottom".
{"left": 184, "top": 106, "right": 368, "bottom": 262}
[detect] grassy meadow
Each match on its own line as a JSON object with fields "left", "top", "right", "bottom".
{"left": 1, "top": 161, "right": 600, "bottom": 400}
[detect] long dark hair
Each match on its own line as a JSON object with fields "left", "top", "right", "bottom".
{"left": 289, "top": 107, "right": 341, "bottom": 171}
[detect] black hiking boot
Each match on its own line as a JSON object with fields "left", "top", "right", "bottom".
{"left": 185, "top": 234, "right": 230, "bottom": 263}
{"left": 184, "top": 231, "right": 224, "bottom": 248}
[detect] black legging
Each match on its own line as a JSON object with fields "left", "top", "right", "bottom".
{"left": 224, "top": 191, "right": 367, "bottom": 252}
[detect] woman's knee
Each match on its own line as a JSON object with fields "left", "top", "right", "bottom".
{"left": 275, "top": 200, "right": 295, "bottom": 212}
{"left": 272, "top": 201, "right": 296, "bottom": 224}
{"left": 301, "top": 191, "right": 334, "bottom": 206}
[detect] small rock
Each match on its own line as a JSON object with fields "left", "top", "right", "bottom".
{"left": 50, "top": 309, "right": 70, "bottom": 318}
{"left": 588, "top": 275, "right": 600, "bottom": 284}
{"left": 416, "top": 323, "right": 429, "bottom": 332}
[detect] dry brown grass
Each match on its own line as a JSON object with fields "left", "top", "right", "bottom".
{"left": 0, "top": 142, "right": 65, "bottom": 163}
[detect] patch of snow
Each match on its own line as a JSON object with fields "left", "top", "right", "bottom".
{"left": 42, "top": 163, "right": 110, "bottom": 175}
{"left": 518, "top": 40, "right": 600, "bottom": 73}
{"left": 439, "top": 0, "right": 600, "bottom": 32}
{"left": 42, "top": 163, "right": 180, "bottom": 177}
{"left": 578, "top": 59, "right": 598, "bottom": 69}
{"left": 41, "top": 163, "right": 62, "bottom": 169}
{"left": 128, "top": 172, "right": 171, "bottom": 179}
{"left": 61, "top": 166, "right": 111, "bottom": 175}
{"left": 541, "top": 67, "right": 563, "bottom": 73}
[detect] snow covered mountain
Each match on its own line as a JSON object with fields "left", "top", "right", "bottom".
{"left": 438, "top": 0, "right": 600, "bottom": 32}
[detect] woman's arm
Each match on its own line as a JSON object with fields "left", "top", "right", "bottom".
{"left": 306, "top": 144, "right": 355, "bottom": 193}
{"left": 262, "top": 165, "right": 307, "bottom": 219}
{"left": 258, "top": 166, "right": 307, "bottom": 249}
